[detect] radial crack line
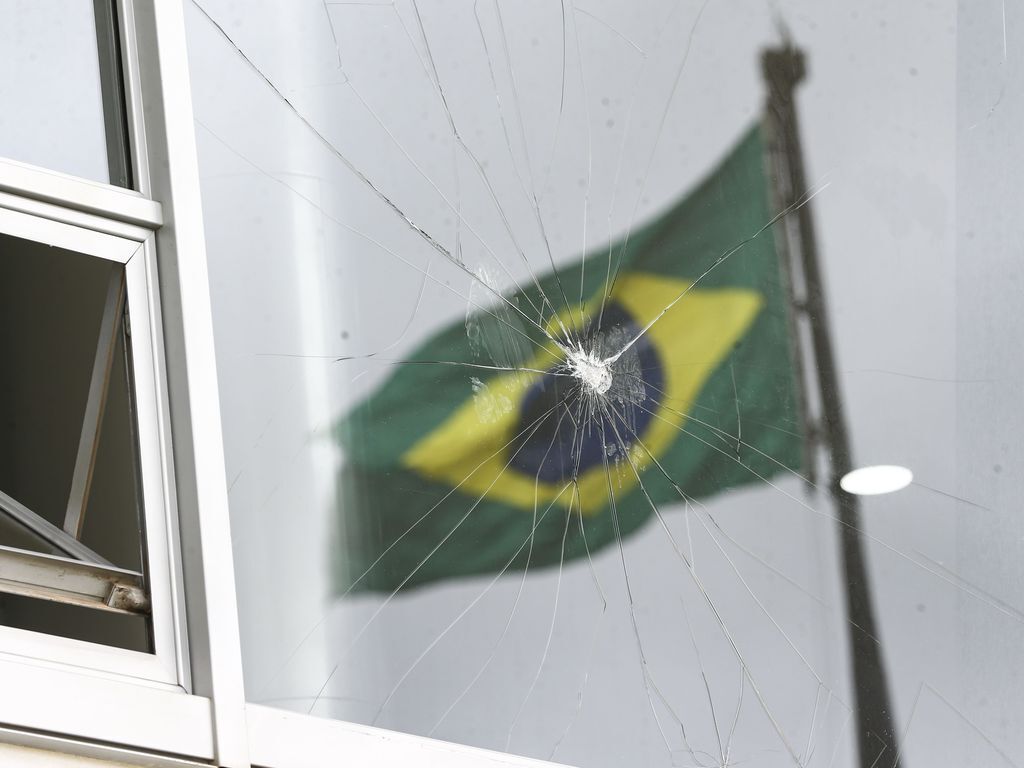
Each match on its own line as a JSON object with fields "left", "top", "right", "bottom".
{"left": 505, "top": 492, "right": 575, "bottom": 750}
{"left": 613, "top": 404, "right": 836, "bottom": 685}
{"left": 308, "top": 400, "right": 564, "bottom": 713}
{"left": 193, "top": 0, "right": 570, "bottom": 353}
{"left": 659, "top": 404, "right": 1024, "bottom": 628}
{"left": 607, "top": 181, "right": 830, "bottom": 364}
{"left": 374, "top": 481, "right": 574, "bottom": 727}
{"left": 595, "top": 409, "right": 686, "bottom": 758}
{"left": 599, "top": 0, "right": 713, "bottom": 327}
{"left": 473, "top": 0, "right": 583, "bottom": 335}
{"left": 601, "top": 404, "right": 805, "bottom": 766}
{"left": 429, "top": 399, "right": 583, "bottom": 735}
{"left": 595, "top": 0, "right": 689, "bottom": 331}
{"left": 548, "top": 502, "right": 609, "bottom": 760}
{"left": 195, "top": 119, "right": 559, "bottom": 362}
{"left": 679, "top": 593, "right": 727, "bottom": 766}
{"left": 259, "top": 397, "right": 564, "bottom": 700}
{"left": 405, "top": 0, "right": 581, "bottom": 337}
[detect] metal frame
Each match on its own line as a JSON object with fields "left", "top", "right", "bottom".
{"left": 0, "top": 728, "right": 209, "bottom": 768}
{"left": 0, "top": 203, "right": 139, "bottom": 571}
{"left": 0, "top": 1, "right": 213, "bottom": 753}
{"left": 93, "top": 0, "right": 134, "bottom": 189}
{"left": 0, "top": 490, "right": 112, "bottom": 565}
{"left": 62, "top": 268, "right": 127, "bottom": 540}
{"left": 246, "top": 705, "right": 580, "bottom": 768}
{"left": 130, "top": 0, "right": 250, "bottom": 762}
{"left": 0, "top": 210, "right": 181, "bottom": 686}
{"left": 0, "top": 157, "right": 161, "bottom": 229}
{"left": 0, "top": 655, "right": 214, "bottom": 758}
{"left": 0, "top": 545, "right": 147, "bottom": 615}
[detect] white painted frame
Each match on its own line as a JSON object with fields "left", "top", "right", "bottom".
{"left": 0, "top": 206, "right": 182, "bottom": 685}
{"left": 246, "top": 705, "right": 578, "bottom": 768}
{"left": 0, "top": 0, "right": 235, "bottom": 763}
{"left": 0, "top": 205, "right": 218, "bottom": 761}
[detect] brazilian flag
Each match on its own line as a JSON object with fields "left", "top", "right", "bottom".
{"left": 337, "top": 123, "right": 804, "bottom": 593}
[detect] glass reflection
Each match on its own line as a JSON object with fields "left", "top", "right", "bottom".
{"left": 189, "top": 2, "right": 1021, "bottom": 767}
{"left": 0, "top": 0, "right": 130, "bottom": 186}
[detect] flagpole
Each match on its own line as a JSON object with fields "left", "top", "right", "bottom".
{"left": 761, "top": 44, "right": 902, "bottom": 768}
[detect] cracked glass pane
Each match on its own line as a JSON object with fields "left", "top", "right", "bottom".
{"left": 188, "top": 1, "right": 1023, "bottom": 766}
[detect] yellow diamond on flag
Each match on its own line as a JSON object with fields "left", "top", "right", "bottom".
{"left": 402, "top": 272, "right": 763, "bottom": 515}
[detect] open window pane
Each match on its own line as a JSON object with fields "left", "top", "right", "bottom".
{"left": 0, "top": 231, "right": 149, "bottom": 652}
{"left": 0, "top": 0, "right": 131, "bottom": 186}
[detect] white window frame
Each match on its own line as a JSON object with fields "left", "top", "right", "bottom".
{"left": 0, "top": 0, "right": 239, "bottom": 764}
{"left": 0, "top": 207, "right": 184, "bottom": 687}
{"left": 0, "top": 2, "right": 576, "bottom": 767}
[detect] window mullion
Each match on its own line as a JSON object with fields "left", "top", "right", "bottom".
{"left": 132, "top": 0, "right": 251, "bottom": 764}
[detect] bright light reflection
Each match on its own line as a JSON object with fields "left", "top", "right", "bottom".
{"left": 840, "top": 465, "right": 914, "bottom": 495}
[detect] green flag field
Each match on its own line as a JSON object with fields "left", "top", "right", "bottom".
{"left": 337, "top": 123, "right": 804, "bottom": 593}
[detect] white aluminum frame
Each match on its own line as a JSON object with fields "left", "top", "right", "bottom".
{"left": 0, "top": 2, "right": 577, "bottom": 767}
{"left": 0, "top": 0, "right": 235, "bottom": 763}
{"left": 246, "top": 705, "right": 578, "bottom": 768}
{"left": 0, "top": 207, "right": 182, "bottom": 686}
